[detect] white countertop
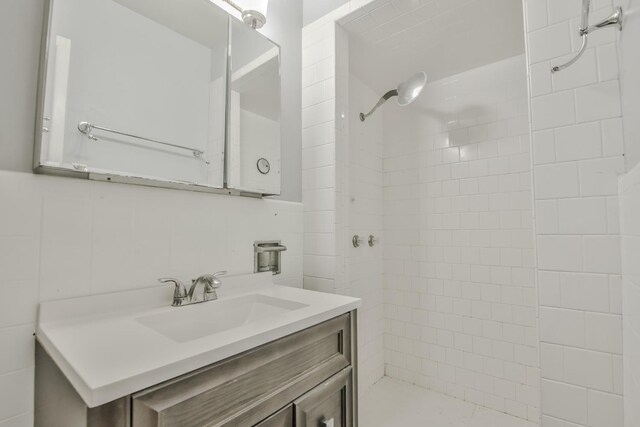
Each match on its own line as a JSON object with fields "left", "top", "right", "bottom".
{"left": 36, "top": 273, "right": 360, "bottom": 408}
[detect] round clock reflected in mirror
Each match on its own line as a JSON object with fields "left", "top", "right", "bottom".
{"left": 256, "top": 158, "right": 270, "bottom": 175}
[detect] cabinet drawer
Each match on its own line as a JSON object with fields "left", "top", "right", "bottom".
{"left": 294, "top": 368, "right": 353, "bottom": 427}
{"left": 254, "top": 405, "right": 293, "bottom": 427}
{"left": 132, "top": 314, "right": 351, "bottom": 427}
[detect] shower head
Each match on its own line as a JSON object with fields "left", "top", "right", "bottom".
{"left": 360, "top": 71, "right": 427, "bottom": 122}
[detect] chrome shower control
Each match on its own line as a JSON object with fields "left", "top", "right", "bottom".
{"left": 368, "top": 235, "right": 379, "bottom": 247}
{"left": 352, "top": 235, "right": 364, "bottom": 248}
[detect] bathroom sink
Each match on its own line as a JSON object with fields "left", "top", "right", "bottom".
{"left": 136, "top": 294, "right": 308, "bottom": 343}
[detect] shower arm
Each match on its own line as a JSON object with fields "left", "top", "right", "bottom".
{"left": 359, "top": 89, "right": 398, "bottom": 122}
{"left": 552, "top": 0, "right": 590, "bottom": 73}
{"left": 552, "top": 0, "right": 623, "bottom": 73}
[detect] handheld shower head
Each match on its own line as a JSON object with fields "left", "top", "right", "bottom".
{"left": 360, "top": 71, "right": 427, "bottom": 121}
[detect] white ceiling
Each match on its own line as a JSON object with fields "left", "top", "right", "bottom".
{"left": 340, "top": 0, "right": 526, "bottom": 93}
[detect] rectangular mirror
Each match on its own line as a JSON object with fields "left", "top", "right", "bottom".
{"left": 35, "top": 0, "right": 229, "bottom": 190}
{"left": 226, "top": 18, "right": 281, "bottom": 196}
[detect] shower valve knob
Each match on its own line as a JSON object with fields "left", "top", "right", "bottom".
{"left": 352, "top": 235, "right": 364, "bottom": 248}
{"left": 368, "top": 235, "right": 379, "bottom": 247}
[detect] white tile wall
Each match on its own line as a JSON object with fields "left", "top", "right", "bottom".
{"left": 0, "top": 171, "right": 303, "bottom": 425}
{"left": 302, "top": 16, "right": 338, "bottom": 298}
{"left": 381, "top": 55, "right": 539, "bottom": 422}
{"left": 620, "top": 163, "right": 640, "bottom": 427}
{"left": 614, "top": 0, "right": 640, "bottom": 170}
{"left": 523, "top": 0, "right": 625, "bottom": 425}
{"left": 302, "top": 10, "right": 387, "bottom": 395}
{"left": 345, "top": 74, "right": 385, "bottom": 391}
{"left": 306, "top": 1, "right": 632, "bottom": 426}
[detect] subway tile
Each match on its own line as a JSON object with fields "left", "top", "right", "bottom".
{"left": 563, "top": 347, "right": 613, "bottom": 392}
{"left": 554, "top": 122, "right": 602, "bottom": 162}
{"left": 0, "top": 324, "right": 34, "bottom": 375}
{"left": 601, "top": 118, "right": 624, "bottom": 157}
{"left": 531, "top": 91, "right": 576, "bottom": 131}
{"left": 534, "top": 162, "right": 579, "bottom": 199}
{"left": 0, "top": 368, "right": 33, "bottom": 422}
{"left": 587, "top": 390, "right": 623, "bottom": 427}
{"left": 530, "top": 62, "right": 552, "bottom": 97}
{"left": 540, "top": 379, "right": 588, "bottom": 425}
{"left": 0, "top": 194, "right": 40, "bottom": 236}
{"left": 551, "top": 48, "right": 598, "bottom": 92}
{"left": 0, "top": 236, "right": 39, "bottom": 283}
{"left": 560, "top": 272, "right": 610, "bottom": 312}
{"left": 539, "top": 307, "right": 586, "bottom": 347}
{"left": 538, "top": 271, "right": 561, "bottom": 306}
{"left": 532, "top": 130, "right": 556, "bottom": 165}
{"left": 596, "top": 43, "right": 619, "bottom": 82}
{"left": 547, "top": 0, "right": 582, "bottom": 24}
{"left": 575, "top": 80, "right": 622, "bottom": 123}
{"left": 540, "top": 343, "right": 564, "bottom": 381}
{"left": 528, "top": 22, "right": 572, "bottom": 64}
{"left": 537, "top": 236, "right": 583, "bottom": 272}
{"left": 0, "top": 280, "right": 37, "bottom": 328}
{"left": 39, "top": 195, "right": 93, "bottom": 301}
{"left": 557, "top": 197, "right": 607, "bottom": 234}
{"left": 525, "top": 0, "right": 548, "bottom": 31}
{"left": 0, "top": 412, "right": 34, "bottom": 427}
{"left": 578, "top": 156, "right": 625, "bottom": 196}
{"left": 585, "top": 312, "right": 622, "bottom": 354}
{"left": 583, "top": 235, "right": 621, "bottom": 274}
{"left": 535, "top": 200, "right": 559, "bottom": 234}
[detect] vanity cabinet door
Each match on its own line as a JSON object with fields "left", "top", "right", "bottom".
{"left": 294, "top": 368, "right": 353, "bottom": 427}
{"left": 254, "top": 405, "right": 293, "bottom": 427}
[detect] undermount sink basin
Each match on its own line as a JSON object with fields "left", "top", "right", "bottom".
{"left": 136, "top": 294, "right": 308, "bottom": 343}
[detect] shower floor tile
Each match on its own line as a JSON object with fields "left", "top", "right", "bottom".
{"left": 360, "top": 377, "right": 538, "bottom": 427}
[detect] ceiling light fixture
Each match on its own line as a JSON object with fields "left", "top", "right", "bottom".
{"left": 222, "top": 0, "right": 268, "bottom": 29}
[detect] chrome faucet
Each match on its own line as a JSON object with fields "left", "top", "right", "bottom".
{"left": 159, "top": 271, "right": 226, "bottom": 307}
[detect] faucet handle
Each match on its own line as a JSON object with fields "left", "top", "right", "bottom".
{"left": 158, "top": 278, "right": 188, "bottom": 306}
{"left": 209, "top": 271, "right": 226, "bottom": 289}
{"left": 200, "top": 272, "right": 226, "bottom": 302}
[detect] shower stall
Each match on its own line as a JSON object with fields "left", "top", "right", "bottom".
{"left": 302, "top": 0, "right": 630, "bottom": 426}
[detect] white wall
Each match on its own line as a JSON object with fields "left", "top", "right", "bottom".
{"left": 0, "top": 171, "right": 303, "bottom": 426}
{"left": 524, "top": 0, "right": 625, "bottom": 425}
{"left": 0, "top": 0, "right": 303, "bottom": 202}
{"left": 381, "top": 56, "right": 539, "bottom": 422}
{"left": 620, "top": 163, "right": 640, "bottom": 427}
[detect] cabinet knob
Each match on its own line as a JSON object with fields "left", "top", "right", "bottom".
{"left": 321, "top": 418, "right": 334, "bottom": 427}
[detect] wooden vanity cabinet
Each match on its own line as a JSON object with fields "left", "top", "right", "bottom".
{"left": 254, "top": 367, "right": 352, "bottom": 427}
{"left": 254, "top": 405, "right": 294, "bottom": 426}
{"left": 35, "top": 311, "right": 358, "bottom": 427}
{"left": 294, "top": 367, "right": 353, "bottom": 427}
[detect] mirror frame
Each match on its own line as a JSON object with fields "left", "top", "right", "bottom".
{"left": 225, "top": 16, "right": 282, "bottom": 196}
{"left": 33, "top": 0, "right": 281, "bottom": 198}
